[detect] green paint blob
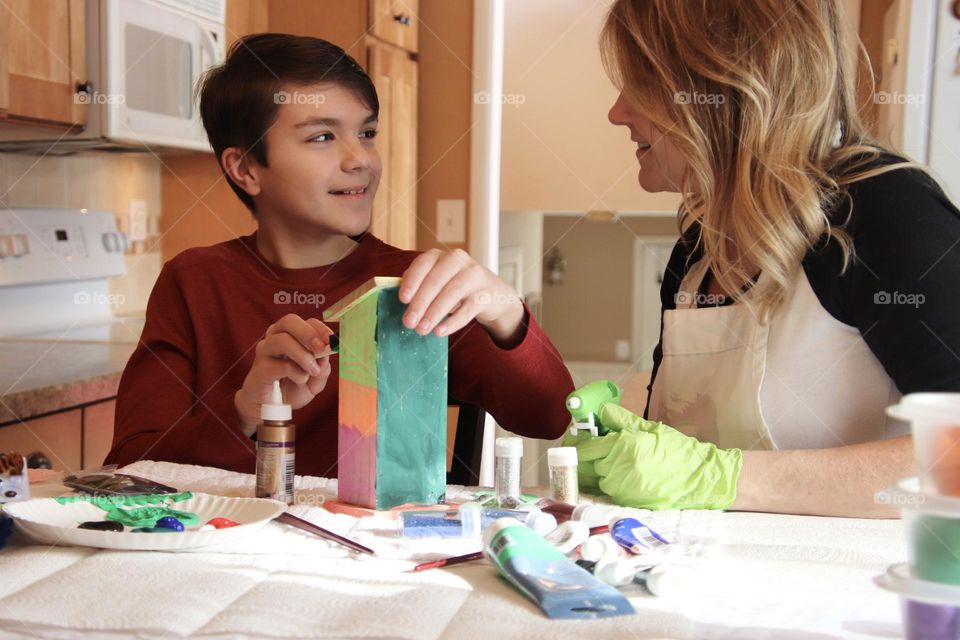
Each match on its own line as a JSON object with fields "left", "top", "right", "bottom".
{"left": 56, "top": 492, "right": 198, "bottom": 529}
{"left": 55, "top": 491, "right": 193, "bottom": 508}
{"left": 912, "top": 514, "right": 960, "bottom": 585}
{"left": 104, "top": 506, "right": 199, "bottom": 528}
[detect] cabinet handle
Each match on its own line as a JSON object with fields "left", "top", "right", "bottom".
{"left": 393, "top": 13, "right": 412, "bottom": 26}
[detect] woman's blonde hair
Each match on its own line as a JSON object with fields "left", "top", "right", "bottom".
{"left": 601, "top": 0, "right": 916, "bottom": 318}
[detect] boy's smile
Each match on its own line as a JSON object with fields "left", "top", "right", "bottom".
{"left": 253, "top": 83, "right": 382, "bottom": 237}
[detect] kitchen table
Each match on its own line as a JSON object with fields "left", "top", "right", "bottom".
{"left": 0, "top": 460, "right": 906, "bottom": 639}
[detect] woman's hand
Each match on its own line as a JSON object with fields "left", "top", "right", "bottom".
{"left": 399, "top": 248, "right": 525, "bottom": 348}
{"left": 234, "top": 314, "right": 334, "bottom": 434}
{"left": 566, "top": 403, "right": 743, "bottom": 510}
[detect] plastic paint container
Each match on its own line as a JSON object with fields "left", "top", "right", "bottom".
{"left": 888, "top": 394, "right": 960, "bottom": 496}
{"left": 880, "top": 478, "right": 960, "bottom": 586}
{"left": 876, "top": 563, "right": 960, "bottom": 640}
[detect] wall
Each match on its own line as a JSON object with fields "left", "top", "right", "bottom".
{"left": 500, "top": 0, "right": 681, "bottom": 213}
{"left": 417, "top": 0, "right": 474, "bottom": 252}
{"left": 541, "top": 214, "right": 678, "bottom": 363}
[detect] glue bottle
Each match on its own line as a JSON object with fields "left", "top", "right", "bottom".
{"left": 256, "top": 380, "right": 295, "bottom": 504}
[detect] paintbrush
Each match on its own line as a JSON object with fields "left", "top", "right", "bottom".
{"left": 275, "top": 511, "right": 375, "bottom": 556}
{"left": 313, "top": 334, "right": 339, "bottom": 359}
{"left": 413, "top": 524, "right": 609, "bottom": 571}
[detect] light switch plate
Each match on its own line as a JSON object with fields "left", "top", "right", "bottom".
{"left": 615, "top": 339, "right": 631, "bottom": 361}
{"left": 128, "top": 200, "right": 148, "bottom": 243}
{"left": 437, "top": 199, "right": 466, "bottom": 244}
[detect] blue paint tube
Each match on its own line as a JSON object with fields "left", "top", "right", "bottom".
{"left": 483, "top": 518, "right": 635, "bottom": 620}
{"left": 610, "top": 517, "right": 669, "bottom": 554}
{"left": 399, "top": 503, "right": 482, "bottom": 539}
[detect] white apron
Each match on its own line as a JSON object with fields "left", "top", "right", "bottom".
{"left": 646, "top": 258, "right": 906, "bottom": 450}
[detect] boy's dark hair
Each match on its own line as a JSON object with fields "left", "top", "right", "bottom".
{"left": 198, "top": 33, "right": 380, "bottom": 212}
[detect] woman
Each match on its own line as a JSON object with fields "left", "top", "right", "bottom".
{"left": 570, "top": 0, "right": 960, "bottom": 517}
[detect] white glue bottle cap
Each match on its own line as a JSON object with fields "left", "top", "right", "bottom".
{"left": 261, "top": 380, "right": 292, "bottom": 421}
{"left": 580, "top": 534, "right": 624, "bottom": 563}
{"left": 635, "top": 564, "right": 687, "bottom": 597}
{"left": 495, "top": 437, "right": 523, "bottom": 458}
{"left": 527, "top": 510, "right": 558, "bottom": 536}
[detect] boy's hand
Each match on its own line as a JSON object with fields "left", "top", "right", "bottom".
{"left": 234, "top": 314, "right": 334, "bottom": 435}
{"left": 399, "top": 248, "right": 525, "bottom": 347}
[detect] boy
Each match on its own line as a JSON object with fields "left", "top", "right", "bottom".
{"left": 105, "top": 34, "right": 574, "bottom": 477}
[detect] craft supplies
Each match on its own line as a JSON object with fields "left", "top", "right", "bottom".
{"left": 547, "top": 447, "right": 579, "bottom": 504}
{"left": 274, "top": 511, "right": 375, "bottom": 556}
{"left": 566, "top": 380, "right": 621, "bottom": 436}
{"left": 256, "top": 380, "right": 296, "bottom": 504}
{"left": 494, "top": 437, "right": 523, "bottom": 508}
{"left": 400, "top": 503, "right": 483, "bottom": 539}
{"left": 483, "top": 517, "right": 634, "bottom": 619}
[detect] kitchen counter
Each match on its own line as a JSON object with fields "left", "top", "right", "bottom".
{"left": 0, "top": 318, "right": 143, "bottom": 424}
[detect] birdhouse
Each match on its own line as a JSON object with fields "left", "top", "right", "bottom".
{"left": 323, "top": 277, "right": 448, "bottom": 510}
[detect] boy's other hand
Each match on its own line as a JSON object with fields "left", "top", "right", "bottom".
{"left": 399, "top": 248, "right": 525, "bottom": 348}
{"left": 235, "top": 314, "right": 334, "bottom": 435}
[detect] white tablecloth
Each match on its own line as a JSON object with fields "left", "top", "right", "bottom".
{"left": 0, "top": 461, "right": 907, "bottom": 639}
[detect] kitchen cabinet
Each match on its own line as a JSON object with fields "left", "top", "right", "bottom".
{"left": 0, "top": 0, "right": 86, "bottom": 130}
{"left": 0, "top": 398, "right": 117, "bottom": 472}
{"left": 0, "top": 407, "right": 82, "bottom": 471}
{"left": 368, "top": 41, "right": 418, "bottom": 250}
{"left": 370, "top": 0, "right": 419, "bottom": 54}
{"left": 82, "top": 398, "right": 115, "bottom": 470}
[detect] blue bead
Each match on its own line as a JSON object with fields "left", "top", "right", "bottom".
{"left": 154, "top": 516, "right": 185, "bottom": 531}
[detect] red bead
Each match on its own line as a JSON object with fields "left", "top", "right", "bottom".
{"left": 206, "top": 517, "right": 240, "bottom": 529}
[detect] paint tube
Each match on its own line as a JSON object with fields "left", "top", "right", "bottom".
{"left": 483, "top": 517, "right": 635, "bottom": 620}
{"left": 610, "top": 517, "right": 670, "bottom": 554}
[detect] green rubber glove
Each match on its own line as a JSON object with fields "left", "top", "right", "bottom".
{"left": 570, "top": 403, "right": 743, "bottom": 510}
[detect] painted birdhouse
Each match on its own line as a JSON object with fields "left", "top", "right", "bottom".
{"left": 323, "top": 277, "right": 448, "bottom": 510}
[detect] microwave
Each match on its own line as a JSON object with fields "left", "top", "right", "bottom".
{"left": 0, "top": 0, "right": 225, "bottom": 153}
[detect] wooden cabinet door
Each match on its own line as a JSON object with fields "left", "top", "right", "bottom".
{"left": 370, "top": 0, "right": 419, "bottom": 53}
{"left": 368, "top": 42, "right": 418, "bottom": 250}
{"left": 82, "top": 399, "right": 116, "bottom": 469}
{"left": 0, "top": 409, "right": 82, "bottom": 472}
{"left": 0, "top": 0, "right": 86, "bottom": 129}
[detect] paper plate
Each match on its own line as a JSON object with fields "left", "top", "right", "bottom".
{"left": 4, "top": 492, "right": 287, "bottom": 551}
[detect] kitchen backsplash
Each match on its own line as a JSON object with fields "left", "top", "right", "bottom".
{"left": 0, "top": 151, "right": 163, "bottom": 316}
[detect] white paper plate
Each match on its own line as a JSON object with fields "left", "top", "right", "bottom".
{"left": 4, "top": 492, "right": 287, "bottom": 551}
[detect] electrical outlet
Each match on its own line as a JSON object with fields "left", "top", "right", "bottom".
{"left": 128, "top": 200, "right": 148, "bottom": 243}
{"left": 615, "top": 339, "right": 631, "bottom": 361}
{"left": 437, "top": 199, "right": 466, "bottom": 243}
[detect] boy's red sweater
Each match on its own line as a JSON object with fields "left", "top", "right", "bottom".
{"left": 105, "top": 233, "right": 574, "bottom": 478}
